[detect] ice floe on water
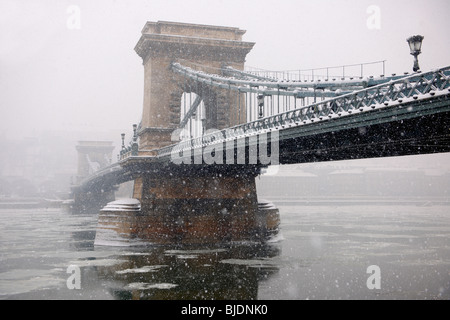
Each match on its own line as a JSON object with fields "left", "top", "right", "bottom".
{"left": 125, "top": 282, "right": 178, "bottom": 290}
{"left": 220, "top": 258, "right": 278, "bottom": 269}
{"left": 164, "top": 248, "right": 227, "bottom": 255}
{"left": 67, "top": 258, "right": 125, "bottom": 268}
{"left": 0, "top": 269, "right": 66, "bottom": 296}
{"left": 116, "top": 265, "right": 168, "bottom": 274}
{"left": 164, "top": 248, "right": 227, "bottom": 259}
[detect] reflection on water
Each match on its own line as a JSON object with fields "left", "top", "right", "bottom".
{"left": 95, "top": 244, "right": 280, "bottom": 300}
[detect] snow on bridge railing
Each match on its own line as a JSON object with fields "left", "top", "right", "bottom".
{"left": 75, "top": 162, "right": 123, "bottom": 189}
{"left": 157, "top": 66, "right": 450, "bottom": 159}
{"left": 242, "top": 60, "right": 387, "bottom": 82}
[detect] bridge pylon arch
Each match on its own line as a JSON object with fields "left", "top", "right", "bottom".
{"left": 134, "top": 21, "right": 255, "bottom": 152}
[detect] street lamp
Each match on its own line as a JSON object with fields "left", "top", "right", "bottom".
{"left": 132, "top": 124, "right": 138, "bottom": 142}
{"left": 406, "top": 35, "right": 424, "bottom": 72}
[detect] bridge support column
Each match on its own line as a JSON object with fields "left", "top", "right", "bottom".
{"left": 95, "top": 165, "right": 279, "bottom": 246}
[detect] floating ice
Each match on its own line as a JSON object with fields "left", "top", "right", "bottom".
{"left": 165, "top": 249, "right": 227, "bottom": 255}
{"left": 220, "top": 258, "right": 278, "bottom": 269}
{"left": 116, "top": 265, "right": 168, "bottom": 274}
{"left": 125, "top": 282, "right": 178, "bottom": 290}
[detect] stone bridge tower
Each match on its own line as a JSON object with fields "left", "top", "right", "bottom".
{"left": 134, "top": 21, "right": 255, "bottom": 152}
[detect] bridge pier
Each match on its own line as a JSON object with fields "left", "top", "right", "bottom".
{"left": 95, "top": 165, "right": 279, "bottom": 246}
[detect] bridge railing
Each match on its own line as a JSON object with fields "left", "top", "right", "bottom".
{"left": 242, "top": 60, "right": 387, "bottom": 82}
{"left": 157, "top": 66, "right": 450, "bottom": 159}
{"left": 239, "top": 66, "right": 450, "bottom": 126}
{"left": 74, "top": 162, "right": 123, "bottom": 190}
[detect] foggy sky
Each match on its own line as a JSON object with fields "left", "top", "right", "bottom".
{"left": 1, "top": 0, "right": 449, "bottom": 151}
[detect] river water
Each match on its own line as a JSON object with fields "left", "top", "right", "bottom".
{"left": 1, "top": 199, "right": 449, "bottom": 300}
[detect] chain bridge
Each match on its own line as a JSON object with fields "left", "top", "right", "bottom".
{"left": 70, "top": 21, "right": 450, "bottom": 246}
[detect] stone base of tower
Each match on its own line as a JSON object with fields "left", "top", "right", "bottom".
{"left": 94, "top": 165, "right": 279, "bottom": 246}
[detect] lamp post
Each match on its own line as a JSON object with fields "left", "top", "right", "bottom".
{"left": 406, "top": 35, "right": 424, "bottom": 72}
{"left": 131, "top": 124, "right": 139, "bottom": 156}
{"left": 132, "top": 124, "right": 138, "bottom": 142}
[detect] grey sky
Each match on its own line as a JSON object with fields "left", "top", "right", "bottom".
{"left": 1, "top": 0, "right": 449, "bottom": 142}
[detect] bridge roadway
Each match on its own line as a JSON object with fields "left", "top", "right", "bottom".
{"left": 73, "top": 66, "right": 450, "bottom": 196}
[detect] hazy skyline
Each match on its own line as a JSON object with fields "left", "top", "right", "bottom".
{"left": 1, "top": 0, "right": 449, "bottom": 145}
